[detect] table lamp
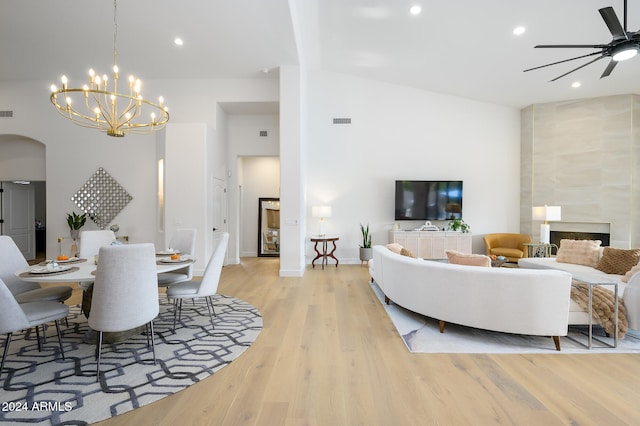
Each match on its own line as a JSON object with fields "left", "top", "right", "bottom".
{"left": 312, "top": 205, "right": 332, "bottom": 236}
{"left": 532, "top": 205, "right": 561, "bottom": 244}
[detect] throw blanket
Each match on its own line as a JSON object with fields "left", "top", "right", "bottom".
{"left": 571, "top": 280, "right": 628, "bottom": 339}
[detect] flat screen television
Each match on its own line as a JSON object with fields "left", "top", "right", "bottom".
{"left": 395, "top": 180, "right": 463, "bottom": 221}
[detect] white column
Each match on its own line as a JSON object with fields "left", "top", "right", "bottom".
{"left": 279, "top": 65, "right": 306, "bottom": 277}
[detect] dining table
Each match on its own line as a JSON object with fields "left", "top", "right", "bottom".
{"left": 15, "top": 254, "right": 196, "bottom": 343}
{"left": 15, "top": 255, "right": 194, "bottom": 286}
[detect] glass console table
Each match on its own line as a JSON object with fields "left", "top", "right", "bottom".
{"left": 572, "top": 275, "right": 618, "bottom": 349}
{"left": 523, "top": 242, "right": 558, "bottom": 258}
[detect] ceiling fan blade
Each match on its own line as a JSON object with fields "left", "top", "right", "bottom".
{"left": 599, "top": 7, "right": 627, "bottom": 40}
{"left": 523, "top": 51, "right": 603, "bottom": 73}
{"left": 600, "top": 59, "right": 618, "bottom": 78}
{"left": 535, "top": 44, "right": 608, "bottom": 49}
{"left": 550, "top": 55, "right": 606, "bottom": 82}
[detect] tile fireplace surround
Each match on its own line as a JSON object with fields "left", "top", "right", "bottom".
{"left": 520, "top": 94, "right": 640, "bottom": 250}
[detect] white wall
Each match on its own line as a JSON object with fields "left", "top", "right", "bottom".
{"left": 162, "top": 123, "right": 210, "bottom": 273}
{"left": 0, "top": 71, "right": 521, "bottom": 272}
{"left": 303, "top": 70, "right": 521, "bottom": 262}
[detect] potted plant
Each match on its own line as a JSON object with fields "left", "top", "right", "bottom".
{"left": 447, "top": 218, "right": 470, "bottom": 233}
{"left": 66, "top": 212, "right": 87, "bottom": 238}
{"left": 359, "top": 223, "right": 373, "bottom": 262}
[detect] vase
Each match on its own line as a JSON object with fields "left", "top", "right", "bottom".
{"left": 70, "top": 229, "right": 80, "bottom": 239}
{"left": 359, "top": 247, "right": 373, "bottom": 262}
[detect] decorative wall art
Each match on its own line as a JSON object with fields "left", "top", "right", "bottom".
{"left": 71, "top": 167, "right": 132, "bottom": 229}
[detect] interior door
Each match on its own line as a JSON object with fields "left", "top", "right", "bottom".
{"left": 212, "top": 178, "right": 227, "bottom": 261}
{"left": 1, "top": 181, "right": 35, "bottom": 259}
{"left": 212, "top": 178, "right": 226, "bottom": 234}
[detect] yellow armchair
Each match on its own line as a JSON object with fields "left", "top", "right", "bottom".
{"left": 483, "top": 233, "right": 532, "bottom": 262}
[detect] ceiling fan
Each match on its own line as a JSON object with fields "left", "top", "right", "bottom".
{"left": 524, "top": 0, "right": 640, "bottom": 81}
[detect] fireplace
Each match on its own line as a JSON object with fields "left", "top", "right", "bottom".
{"left": 549, "top": 222, "right": 611, "bottom": 247}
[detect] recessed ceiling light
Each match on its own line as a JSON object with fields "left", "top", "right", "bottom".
{"left": 174, "top": 38, "right": 184, "bottom": 46}
{"left": 409, "top": 5, "right": 421, "bottom": 15}
{"left": 513, "top": 26, "right": 525, "bottom": 35}
{"left": 571, "top": 81, "right": 581, "bottom": 88}
{"left": 261, "top": 68, "right": 270, "bottom": 74}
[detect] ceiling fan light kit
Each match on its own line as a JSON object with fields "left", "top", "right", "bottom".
{"left": 525, "top": 0, "right": 639, "bottom": 81}
{"left": 612, "top": 42, "right": 639, "bottom": 61}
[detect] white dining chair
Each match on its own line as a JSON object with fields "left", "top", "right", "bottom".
{"left": 0, "top": 235, "right": 72, "bottom": 304}
{"left": 79, "top": 230, "right": 116, "bottom": 260}
{"left": 157, "top": 228, "right": 197, "bottom": 288}
{"left": 88, "top": 243, "right": 159, "bottom": 382}
{"left": 0, "top": 277, "right": 69, "bottom": 382}
{"left": 76, "top": 230, "right": 117, "bottom": 291}
{"left": 166, "top": 232, "right": 228, "bottom": 331}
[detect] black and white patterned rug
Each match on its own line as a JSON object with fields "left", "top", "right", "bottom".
{"left": 1, "top": 295, "right": 262, "bottom": 425}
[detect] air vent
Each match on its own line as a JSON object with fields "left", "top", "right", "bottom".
{"left": 259, "top": 130, "right": 268, "bottom": 137}
{"left": 333, "top": 118, "right": 351, "bottom": 124}
{"left": 0, "top": 111, "right": 14, "bottom": 118}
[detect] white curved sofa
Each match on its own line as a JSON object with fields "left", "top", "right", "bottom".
{"left": 370, "top": 245, "right": 573, "bottom": 350}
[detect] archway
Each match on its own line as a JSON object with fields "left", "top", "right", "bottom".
{"left": 0, "top": 134, "right": 46, "bottom": 260}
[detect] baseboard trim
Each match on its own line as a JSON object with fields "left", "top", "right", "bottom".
{"left": 279, "top": 268, "right": 304, "bottom": 277}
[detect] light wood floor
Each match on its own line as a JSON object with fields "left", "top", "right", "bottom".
{"left": 62, "top": 258, "right": 639, "bottom": 426}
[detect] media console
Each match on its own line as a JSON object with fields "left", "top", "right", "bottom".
{"left": 389, "top": 231, "right": 472, "bottom": 259}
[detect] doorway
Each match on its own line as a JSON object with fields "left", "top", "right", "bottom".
{"left": 0, "top": 135, "right": 46, "bottom": 261}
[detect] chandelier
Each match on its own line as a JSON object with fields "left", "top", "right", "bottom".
{"left": 50, "top": 0, "right": 169, "bottom": 137}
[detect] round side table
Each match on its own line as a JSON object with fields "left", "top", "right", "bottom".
{"left": 310, "top": 236, "right": 339, "bottom": 269}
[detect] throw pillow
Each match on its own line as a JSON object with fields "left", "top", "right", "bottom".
{"left": 386, "top": 243, "right": 404, "bottom": 254}
{"left": 623, "top": 262, "right": 640, "bottom": 283}
{"left": 556, "top": 239, "right": 602, "bottom": 267}
{"left": 595, "top": 247, "right": 640, "bottom": 275}
{"left": 400, "top": 247, "right": 417, "bottom": 258}
{"left": 445, "top": 250, "right": 491, "bottom": 267}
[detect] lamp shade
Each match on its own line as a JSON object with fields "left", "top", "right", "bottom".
{"left": 532, "top": 205, "right": 561, "bottom": 222}
{"left": 312, "top": 206, "right": 332, "bottom": 218}
{"left": 532, "top": 205, "right": 561, "bottom": 244}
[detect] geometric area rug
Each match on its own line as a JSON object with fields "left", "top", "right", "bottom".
{"left": 0, "top": 295, "right": 262, "bottom": 425}
{"left": 370, "top": 281, "right": 640, "bottom": 354}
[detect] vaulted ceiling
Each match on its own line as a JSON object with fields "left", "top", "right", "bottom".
{"left": 1, "top": 0, "right": 638, "bottom": 109}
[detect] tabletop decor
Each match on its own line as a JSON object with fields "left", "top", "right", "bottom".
{"left": 19, "top": 266, "right": 80, "bottom": 278}
{"left": 0, "top": 296, "right": 262, "bottom": 424}
{"left": 447, "top": 218, "right": 470, "bottom": 233}
{"left": 66, "top": 212, "right": 87, "bottom": 239}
